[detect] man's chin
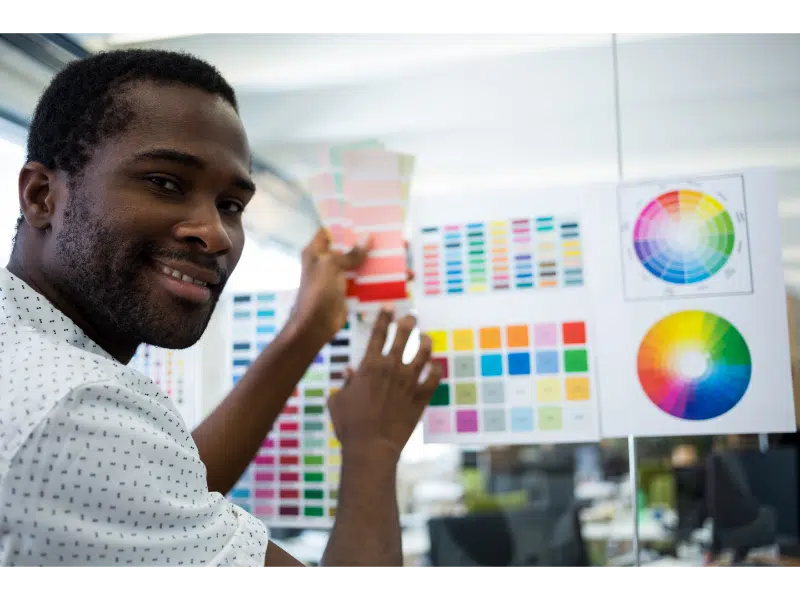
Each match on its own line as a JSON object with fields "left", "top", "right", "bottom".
{"left": 137, "top": 297, "right": 217, "bottom": 349}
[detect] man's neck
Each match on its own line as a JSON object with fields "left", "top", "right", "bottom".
{"left": 6, "top": 253, "right": 138, "bottom": 364}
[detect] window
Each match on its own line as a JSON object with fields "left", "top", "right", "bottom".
{"left": 0, "top": 136, "right": 24, "bottom": 267}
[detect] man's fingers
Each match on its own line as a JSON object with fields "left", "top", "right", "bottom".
{"left": 302, "top": 228, "right": 331, "bottom": 265}
{"left": 408, "top": 334, "right": 432, "bottom": 380}
{"left": 414, "top": 361, "right": 443, "bottom": 406}
{"left": 388, "top": 314, "right": 416, "bottom": 362}
{"left": 364, "top": 305, "right": 394, "bottom": 358}
{"left": 335, "top": 235, "right": 372, "bottom": 272}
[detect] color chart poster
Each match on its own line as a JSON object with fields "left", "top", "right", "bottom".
{"left": 225, "top": 289, "right": 367, "bottom": 528}
{"left": 129, "top": 344, "right": 200, "bottom": 429}
{"left": 411, "top": 185, "right": 609, "bottom": 445}
{"left": 593, "top": 169, "right": 796, "bottom": 438}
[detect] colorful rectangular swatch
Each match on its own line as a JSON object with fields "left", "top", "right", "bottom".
{"left": 535, "top": 217, "right": 558, "bottom": 288}
{"left": 512, "top": 218, "right": 534, "bottom": 290}
{"left": 488, "top": 220, "right": 511, "bottom": 291}
{"left": 560, "top": 221, "right": 584, "bottom": 286}
{"left": 422, "top": 320, "right": 598, "bottom": 444}
{"left": 420, "top": 215, "right": 584, "bottom": 296}
{"left": 129, "top": 343, "right": 199, "bottom": 428}
{"left": 421, "top": 226, "right": 442, "bottom": 296}
{"left": 444, "top": 225, "right": 464, "bottom": 294}
{"left": 466, "top": 222, "right": 488, "bottom": 293}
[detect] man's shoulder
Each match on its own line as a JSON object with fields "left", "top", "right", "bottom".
{"left": 0, "top": 328, "right": 169, "bottom": 475}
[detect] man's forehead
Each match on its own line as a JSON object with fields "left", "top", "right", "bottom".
{"left": 107, "top": 80, "right": 252, "bottom": 168}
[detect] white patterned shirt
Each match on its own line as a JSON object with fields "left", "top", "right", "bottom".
{"left": 0, "top": 268, "right": 267, "bottom": 566}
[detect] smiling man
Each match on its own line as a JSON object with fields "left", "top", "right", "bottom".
{"left": 0, "top": 49, "right": 440, "bottom": 566}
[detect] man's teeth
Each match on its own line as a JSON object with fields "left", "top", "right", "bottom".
{"left": 159, "top": 265, "right": 208, "bottom": 287}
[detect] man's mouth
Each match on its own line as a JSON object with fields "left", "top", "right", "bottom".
{"left": 151, "top": 259, "right": 220, "bottom": 304}
{"left": 156, "top": 263, "right": 211, "bottom": 288}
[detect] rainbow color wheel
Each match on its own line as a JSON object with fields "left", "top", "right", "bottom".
{"left": 637, "top": 311, "right": 751, "bottom": 421}
{"left": 633, "top": 190, "right": 735, "bottom": 284}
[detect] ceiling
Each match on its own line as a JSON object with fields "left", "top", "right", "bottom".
{"left": 6, "top": 33, "right": 800, "bottom": 287}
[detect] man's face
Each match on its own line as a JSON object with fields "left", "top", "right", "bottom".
{"left": 44, "top": 81, "right": 254, "bottom": 350}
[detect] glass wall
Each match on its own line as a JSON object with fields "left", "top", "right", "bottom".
{"left": 272, "top": 35, "right": 800, "bottom": 566}
{"left": 2, "top": 35, "right": 798, "bottom": 567}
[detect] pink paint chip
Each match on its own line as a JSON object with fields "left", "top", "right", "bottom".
{"left": 255, "top": 489, "right": 275, "bottom": 499}
{"left": 254, "top": 504, "right": 275, "bottom": 517}
{"left": 254, "top": 472, "right": 275, "bottom": 482}
{"left": 534, "top": 323, "right": 558, "bottom": 347}
{"left": 425, "top": 409, "right": 451, "bottom": 434}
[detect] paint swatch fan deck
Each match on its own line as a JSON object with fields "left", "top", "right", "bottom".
{"left": 412, "top": 185, "right": 606, "bottom": 445}
{"left": 225, "top": 290, "right": 365, "bottom": 528}
{"left": 308, "top": 142, "right": 414, "bottom": 308}
{"left": 593, "top": 169, "right": 795, "bottom": 437}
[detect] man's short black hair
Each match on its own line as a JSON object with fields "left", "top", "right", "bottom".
{"left": 13, "top": 48, "right": 238, "bottom": 241}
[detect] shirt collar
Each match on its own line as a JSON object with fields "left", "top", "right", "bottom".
{"left": 0, "top": 267, "right": 117, "bottom": 363}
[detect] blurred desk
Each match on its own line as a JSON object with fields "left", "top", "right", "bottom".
{"left": 706, "top": 556, "right": 800, "bottom": 569}
{"left": 645, "top": 556, "right": 702, "bottom": 567}
{"left": 273, "top": 526, "right": 431, "bottom": 566}
{"left": 581, "top": 509, "right": 676, "bottom": 543}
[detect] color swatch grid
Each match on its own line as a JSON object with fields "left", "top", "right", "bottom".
{"left": 309, "top": 143, "right": 414, "bottom": 304}
{"left": 251, "top": 324, "right": 349, "bottom": 524}
{"left": 227, "top": 301, "right": 351, "bottom": 528}
{"left": 423, "top": 321, "right": 596, "bottom": 443}
{"left": 129, "top": 344, "right": 198, "bottom": 428}
{"left": 227, "top": 291, "right": 283, "bottom": 520}
{"left": 420, "top": 216, "right": 584, "bottom": 296}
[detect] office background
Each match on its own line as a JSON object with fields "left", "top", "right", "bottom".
{"left": 1, "top": 33, "right": 799, "bottom": 565}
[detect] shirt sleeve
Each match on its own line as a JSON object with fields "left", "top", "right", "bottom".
{"left": 0, "top": 379, "right": 268, "bottom": 566}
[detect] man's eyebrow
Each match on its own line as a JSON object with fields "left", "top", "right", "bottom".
{"left": 131, "top": 148, "right": 257, "bottom": 193}
{"left": 131, "top": 148, "right": 206, "bottom": 169}
{"left": 234, "top": 175, "right": 256, "bottom": 193}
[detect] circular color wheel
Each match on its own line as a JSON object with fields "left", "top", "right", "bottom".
{"left": 637, "top": 310, "right": 751, "bottom": 421}
{"left": 633, "top": 189, "right": 735, "bottom": 284}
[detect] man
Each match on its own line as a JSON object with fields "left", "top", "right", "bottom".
{"left": 0, "top": 48, "right": 441, "bottom": 566}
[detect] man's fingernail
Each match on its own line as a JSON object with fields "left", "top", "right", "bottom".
{"left": 383, "top": 302, "right": 394, "bottom": 312}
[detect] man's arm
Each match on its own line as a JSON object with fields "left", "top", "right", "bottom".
{"left": 192, "top": 319, "right": 327, "bottom": 496}
{"left": 192, "top": 229, "right": 369, "bottom": 496}
{"left": 321, "top": 443, "right": 404, "bottom": 565}
{"left": 265, "top": 541, "right": 305, "bottom": 566}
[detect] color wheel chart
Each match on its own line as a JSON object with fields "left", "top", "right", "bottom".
{"left": 419, "top": 215, "right": 584, "bottom": 296}
{"left": 226, "top": 289, "right": 353, "bottom": 528}
{"left": 423, "top": 321, "right": 599, "bottom": 444}
{"left": 618, "top": 174, "right": 753, "bottom": 301}
{"left": 129, "top": 344, "right": 199, "bottom": 428}
{"left": 637, "top": 310, "right": 751, "bottom": 421}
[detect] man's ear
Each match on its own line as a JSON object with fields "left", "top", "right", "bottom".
{"left": 18, "top": 162, "right": 64, "bottom": 231}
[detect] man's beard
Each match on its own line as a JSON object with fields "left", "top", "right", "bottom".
{"left": 48, "top": 194, "right": 225, "bottom": 351}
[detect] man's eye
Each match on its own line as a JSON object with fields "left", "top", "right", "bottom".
{"left": 148, "top": 176, "right": 182, "bottom": 193}
{"left": 219, "top": 200, "right": 245, "bottom": 214}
